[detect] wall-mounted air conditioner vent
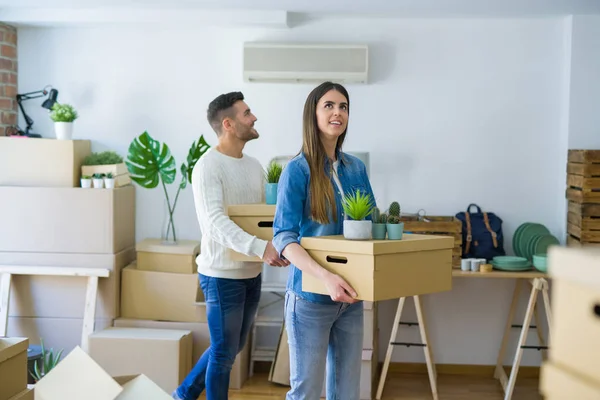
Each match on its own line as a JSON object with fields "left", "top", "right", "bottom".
{"left": 243, "top": 42, "right": 369, "bottom": 84}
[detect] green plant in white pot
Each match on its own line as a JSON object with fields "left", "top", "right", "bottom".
{"left": 341, "top": 189, "right": 374, "bottom": 240}
{"left": 80, "top": 175, "right": 92, "bottom": 188}
{"left": 104, "top": 172, "right": 115, "bottom": 188}
{"left": 125, "top": 131, "right": 210, "bottom": 244}
{"left": 49, "top": 103, "right": 78, "bottom": 140}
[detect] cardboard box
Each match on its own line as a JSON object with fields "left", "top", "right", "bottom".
{"left": 113, "top": 318, "right": 250, "bottom": 389}
{"left": 0, "top": 185, "right": 135, "bottom": 254}
{"left": 7, "top": 388, "right": 33, "bottom": 400}
{"left": 88, "top": 327, "right": 193, "bottom": 394}
{"left": 6, "top": 247, "right": 135, "bottom": 319}
{"left": 7, "top": 317, "right": 113, "bottom": 356}
{"left": 540, "top": 361, "right": 600, "bottom": 399}
{"left": 82, "top": 163, "right": 131, "bottom": 188}
{"left": 0, "top": 337, "right": 28, "bottom": 400}
{"left": 227, "top": 204, "right": 275, "bottom": 262}
{"left": 269, "top": 323, "right": 290, "bottom": 386}
{"left": 33, "top": 346, "right": 173, "bottom": 400}
{"left": 120, "top": 262, "right": 206, "bottom": 323}
{"left": 136, "top": 239, "right": 200, "bottom": 274}
{"left": 0, "top": 137, "right": 91, "bottom": 187}
{"left": 113, "top": 375, "right": 172, "bottom": 400}
{"left": 301, "top": 234, "right": 454, "bottom": 301}
{"left": 547, "top": 247, "right": 600, "bottom": 386}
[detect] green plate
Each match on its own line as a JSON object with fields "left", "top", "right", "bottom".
{"left": 519, "top": 224, "right": 550, "bottom": 260}
{"left": 513, "top": 223, "right": 529, "bottom": 257}
{"left": 492, "top": 261, "right": 532, "bottom": 271}
{"left": 493, "top": 256, "right": 528, "bottom": 263}
{"left": 534, "top": 235, "right": 560, "bottom": 255}
{"left": 526, "top": 235, "right": 543, "bottom": 260}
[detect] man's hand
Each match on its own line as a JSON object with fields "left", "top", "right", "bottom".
{"left": 262, "top": 241, "right": 290, "bottom": 267}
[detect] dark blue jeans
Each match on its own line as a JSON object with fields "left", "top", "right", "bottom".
{"left": 175, "top": 273, "right": 261, "bottom": 400}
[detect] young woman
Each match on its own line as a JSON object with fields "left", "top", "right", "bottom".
{"left": 272, "top": 81, "right": 376, "bottom": 400}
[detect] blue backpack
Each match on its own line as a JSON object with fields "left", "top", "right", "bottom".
{"left": 455, "top": 204, "right": 505, "bottom": 260}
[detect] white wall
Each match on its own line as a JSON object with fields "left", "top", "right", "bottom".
{"left": 18, "top": 16, "right": 570, "bottom": 366}
{"left": 568, "top": 15, "right": 600, "bottom": 149}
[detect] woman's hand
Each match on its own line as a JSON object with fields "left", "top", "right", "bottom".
{"left": 322, "top": 271, "right": 359, "bottom": 303}
{"left": 282, "top": 242, "right": 359, "bottom": 303}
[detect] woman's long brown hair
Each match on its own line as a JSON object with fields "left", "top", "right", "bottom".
{"left": 302, "top": 82, "right": 350, "bottom": 224}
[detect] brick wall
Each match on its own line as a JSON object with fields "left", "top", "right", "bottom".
{"left": 0, "top": 23, "right": 17, "bottom": 136}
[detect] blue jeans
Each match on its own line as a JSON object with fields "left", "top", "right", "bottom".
{"left": 175, "top": 273, "right": 261, "bottom": 400}
{"left": 284, "top": 291, "right": 363, "bottom": 400}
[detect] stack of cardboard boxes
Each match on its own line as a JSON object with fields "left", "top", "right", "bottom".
{"left": 0, "top": 137, "right": 135, "bottom": 354}
{"left": 0, "top": 337, "right": 32, "bottom": 400}
{"left": 0, "top": 137, "right": 250, "bottom": 395}
{"left": 110, "top": 238, "right": 250, "bottom": 392}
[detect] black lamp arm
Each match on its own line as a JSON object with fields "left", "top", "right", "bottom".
{"left": 16, "top": 94, "right": 35, "bottom": 134}
{"left": 16, "top": 89, "right": 49, "bottom": 102}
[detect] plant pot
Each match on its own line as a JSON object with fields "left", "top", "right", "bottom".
{"left": 92, "top": 178, "right": 104, "bottom": 188}
{"left": 372, "top": 223, "right": 387, "bottom": 240}
{"left": 386, "top": 222, "right": 405, "bottom": 240}
{"left": 80, "top": 178, "right": 92, "bottom": 188}
{"left": 54, "top": 122, "right": 74, "bottom": 140}
{"left": 104, "top": 178, "right": 115, "bottom": 189}
{"left": 343, "top": 220, "right": 372, "bottom": 240}
{"left": 265, "top": 183, "right": 278, "bottom": 205}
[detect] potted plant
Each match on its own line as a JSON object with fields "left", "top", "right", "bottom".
{"left": 92, "top": 173, "right": 104, "bottom": 188}
{"left": 371, "top": 207, "right": 388, "bottom": 240}
{"left": 81, "top": 151, "right": 129, "bottom": 187}
{"left": 126, "top": 131, "right": 210, "bottom": 245}
{"left": 386, "top": 201, "right": 404, "bottom": 240}
{"left": 30, "top": 339, "right": 63, "bottom": 383}
{"left": 49, "top": 103, "right": 78, "bottom": 140}
{"left": 341, "top": 189, "right": 374, "bottom": 240}
{"left": 264, "top": 160, "right": 283, "bottom": 205}
{"left": 104, "top": 172, "right": 115, "bottom": 189}
{"left": 80, "top": 175, "right": 92, "bottom": 188}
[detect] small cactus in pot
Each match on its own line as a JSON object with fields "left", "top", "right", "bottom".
{"left": 389, "top": 201, "right": 401, "bottom": 217}
{"left": 386, "top": 209, "right": 404, "bottom": 240}
{"left": 371, "top": 206, "right": 387, "bottom": 240}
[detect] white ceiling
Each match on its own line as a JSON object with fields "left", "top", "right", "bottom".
{"left": 2, "top": 0, "right": 600, "bottom": 15}
{"left": 1, "top": 0, "right": 599, "bottom": 28}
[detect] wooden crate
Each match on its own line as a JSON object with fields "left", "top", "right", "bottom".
{"left": 566, "top": 150, "right": 600, "bottom": 204}
{"left": 567, "top": 202, "right": 600, "bottom": 245}
{"left": 399, "top": 216, "right": 462, "bottom": 268}
{"left": 566, "top": 234, "right": 600, "bottom": 248}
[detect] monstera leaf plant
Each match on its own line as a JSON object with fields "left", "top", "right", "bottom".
{"left": 125, "top": 131, "right": 210, "bottom": 244}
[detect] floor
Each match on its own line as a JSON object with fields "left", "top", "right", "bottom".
{"left": 199, "top": 372, "right": 543, "bottom": 399}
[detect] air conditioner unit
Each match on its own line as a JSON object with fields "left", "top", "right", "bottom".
{"left": 243, "top": 42, "right": 369, "bottom": 84}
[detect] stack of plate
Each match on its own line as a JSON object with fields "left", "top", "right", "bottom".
{"left": 512, "top": 222, "right": 560, "bottom": 260}
{"left": 491, "top": 256, "right": 532, "bottom": 271}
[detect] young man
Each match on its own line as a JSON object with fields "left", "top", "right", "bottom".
{"left": 173, "top": 92, "right": 288, "bottom": 400}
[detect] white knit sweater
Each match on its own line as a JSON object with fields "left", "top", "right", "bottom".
{"left": 191, "top": 148, "right": 267, "bottom": 279}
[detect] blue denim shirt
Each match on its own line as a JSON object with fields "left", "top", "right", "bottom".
{"left": 272, "top": 151, "right": 376, "bottom": 305}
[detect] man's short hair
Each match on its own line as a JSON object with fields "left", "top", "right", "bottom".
{"left": 207, "top": 91, "right": 244, "bottom": 135}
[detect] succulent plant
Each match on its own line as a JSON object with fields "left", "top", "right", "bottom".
{"left": 372, "top": 207, "right": 381, "bottom": 223}
{"left": 387, "top": 215, "right": 400, "bottom": 224}
{"left": 341, "top": 189, "right": 374, "bottom": 221}
{"left": 389, "top": 201, "right": 401, "bottom": 217}
{"left": 379, "top": 212, "right": 388, "bottom": 224}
